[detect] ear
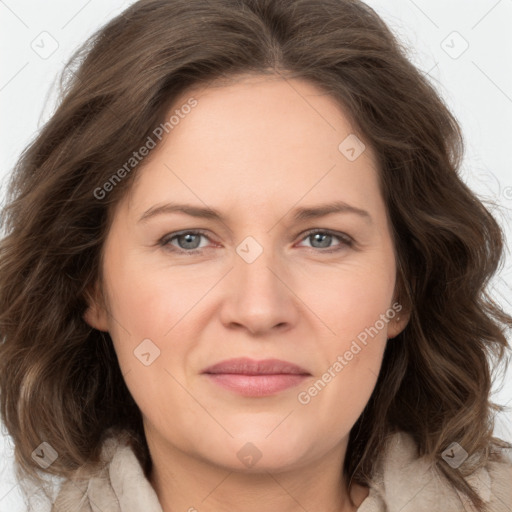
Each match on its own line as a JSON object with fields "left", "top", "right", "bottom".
{"left": 83, "top": 281, "right": 109, "bottom": 332}
{"left": 386, "top": 305, "right": 410, "bottom": 340}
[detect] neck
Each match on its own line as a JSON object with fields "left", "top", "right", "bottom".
{"left": 147, "top": 433, "right": 367, "bottom": 512}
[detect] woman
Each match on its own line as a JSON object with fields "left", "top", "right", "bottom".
{"left": 0, "top": 0, "right": 511, "bottom": 511}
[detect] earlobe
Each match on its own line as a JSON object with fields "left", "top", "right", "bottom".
{"left": 387, "top": 312, "right": 410, "bottom": 340}
{"left": 82, "top": 283, "right": 110, "bottom": 332}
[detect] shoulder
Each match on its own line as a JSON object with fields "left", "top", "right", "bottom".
{"left": 483, "top": 449, "right": 512, "bottom": 511}
{"left": 359, "top": 431, "right": 512, "bottom": 512}
{"left": 51, "top": 429, "right": 162, "bottom": 512}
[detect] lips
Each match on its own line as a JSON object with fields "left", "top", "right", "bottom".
{"left": 201, "top": 357, "right": 310, "bottom": 376}
{"left": 201, "top": 357, "right": 311, "bottom": 397}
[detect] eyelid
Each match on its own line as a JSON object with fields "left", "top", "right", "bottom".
{"left": 298, "top": 228, "right": 354, "bottom": 248}
{"left": 159, "top": 229, "right": 214, "bottom": 252}
{"left": 159, "top": 228, "right": 355, "bottom": 254}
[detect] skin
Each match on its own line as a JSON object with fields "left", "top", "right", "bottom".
{"left": 84, "top": 74, "right": 409, "bottom": 512}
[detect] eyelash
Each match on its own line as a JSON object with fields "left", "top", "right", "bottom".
{"left": 159, "top": 228, "right": 354, "bottom": 255}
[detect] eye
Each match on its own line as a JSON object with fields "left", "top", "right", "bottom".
{"left": 160, "top": 230, "right": 212, "bottom": 253}
{"left": 159, "top": 228, "right": 354, "bottom": 254}
{"left": 296, "top": 229, "right": 354, "bottom": 253}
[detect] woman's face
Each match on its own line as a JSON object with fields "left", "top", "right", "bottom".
{"left": 85, "top": 74, "right": 408, "bottom": 473}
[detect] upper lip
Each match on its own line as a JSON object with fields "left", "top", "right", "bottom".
{"left": 202, "top": 357, "right": 310, "bottom": 375}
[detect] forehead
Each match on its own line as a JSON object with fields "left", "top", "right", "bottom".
{"left": 122, "top": 75, "right": 383, "bottom": 223}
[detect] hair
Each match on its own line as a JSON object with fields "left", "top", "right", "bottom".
{"left": 1, "top": 0, "right": 511, "bottom": 510}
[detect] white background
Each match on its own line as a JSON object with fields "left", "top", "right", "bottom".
{"left": 1, "top": 0, "right": 511, "bottom": 510}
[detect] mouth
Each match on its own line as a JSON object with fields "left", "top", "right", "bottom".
{"left": 201, "top": 357, "right": 311, "bottom": 397}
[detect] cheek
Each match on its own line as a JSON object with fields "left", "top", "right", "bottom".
{"left": 101, "top": 253, "right": 194, "bottom": 430}
{"left": 299, "top": 257, "right": 394, "bottom": 410}
{"left": 101, "top": 249, "right": 214, "bottom": 411}
{"left": 103, "top": 248, "right": 210, "bottom": 340}
{"left": 309, "top": 258, "right": 395, "bottom": 346}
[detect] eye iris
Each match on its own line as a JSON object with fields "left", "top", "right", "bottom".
{"left": 310, "top": 232, "right": 332, "bottom": 248}
{"left": 178, "top": 233, "right": 201, "bottom": 250}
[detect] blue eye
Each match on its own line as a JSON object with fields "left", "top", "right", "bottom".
{"left": 159, "top": 229, "right": 353, "bottom": 254}
{"left": 298, "top": 229, "right": 354, "bottom": 252}
{"left": 161, "top": 230, "right": 211, "bottom": 253}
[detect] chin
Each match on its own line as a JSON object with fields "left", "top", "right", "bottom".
{"left": 201, "top": 435, "right": 313, "bottom": 473}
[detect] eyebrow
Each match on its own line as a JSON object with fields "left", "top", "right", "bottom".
{"left": 138, "top": 200, "right": 372, "bottom": 225}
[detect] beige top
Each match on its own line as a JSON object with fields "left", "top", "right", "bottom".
{"left": 51, "top": 430, "right": 512, "bottom": 512}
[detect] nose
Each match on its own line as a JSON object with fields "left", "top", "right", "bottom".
{"left": 219, "top": 241, "right": 300, "bottom": 336}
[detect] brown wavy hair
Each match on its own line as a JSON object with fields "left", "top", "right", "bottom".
{"left": 1, "top": 0, "right": 511, "bottom": 510}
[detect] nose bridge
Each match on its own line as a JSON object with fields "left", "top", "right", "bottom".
{"left": 220, "top": 231, "right": 297, "bottom": 334}
{"left": 234, "top": 232, "right": 282, "bottom": 297}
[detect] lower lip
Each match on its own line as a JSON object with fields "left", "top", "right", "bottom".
{"left": 204, "top": 373, "right": 309, "bottom": 397}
